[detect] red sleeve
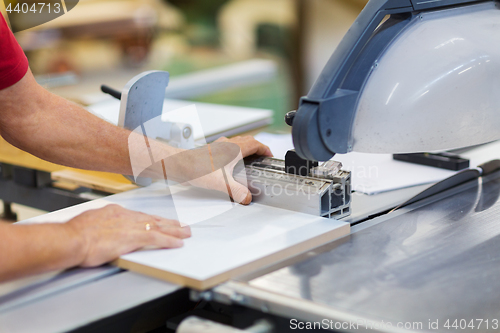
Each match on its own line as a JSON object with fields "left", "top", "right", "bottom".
{"left": 0, "top": 15, "right": 29, "bottom": 90}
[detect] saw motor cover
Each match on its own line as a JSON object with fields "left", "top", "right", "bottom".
{"left": 292, "top": 0, "right": 500, "bottom": 161}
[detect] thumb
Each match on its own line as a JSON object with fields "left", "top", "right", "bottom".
{"left": 226, "top": 177, "right": 252, "bottom": 205}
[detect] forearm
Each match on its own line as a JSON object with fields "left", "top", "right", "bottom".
{"left": 0, "top": 222, "right": 84, "bottom": 282}
{"left": 0, "top": 70, "right": 134, "bottom": 174}
{"left": 0, "top": 70, "right": 181, "bottom": 176}
{"left": 7, "top": 91, "right": 133, "bottom": 174}
{"left": 0, "top": 69, "right": 272, "bottom": 202}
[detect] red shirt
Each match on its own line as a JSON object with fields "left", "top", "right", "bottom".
{"left": 0, "top": 15, "right": 29, "bottom": 90}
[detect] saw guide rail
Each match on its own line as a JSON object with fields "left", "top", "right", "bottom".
{"left": 244, "top": 155, "right": 351, "bottom": 219}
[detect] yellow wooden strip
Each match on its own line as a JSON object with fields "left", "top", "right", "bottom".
{"left": 0, "top": 137, "right": 63, "bottom": 173}
{"left": 52, "top": 170, "right": 138, "bottom": 194}
{"left": 52, "top": 181, "right": 80, "bottom": 191}
{"left": 0, "top": 137, "right": 136, "bottom": 194}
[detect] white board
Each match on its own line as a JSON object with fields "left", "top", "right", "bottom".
{"left": 21, "top": 183, "right": 349, "bottom": 290}
{"left": 87, "top": 99, "right": 273, "bottom": 143}
{"left": 116, "top": 185, "right": 349, "bottom": 289}
{"left": 254, "top": 133, "right": 500, "bottom": 195}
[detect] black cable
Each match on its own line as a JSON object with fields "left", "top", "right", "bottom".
{"left": 100, "top": 85, "right": 122, "bottom": 100}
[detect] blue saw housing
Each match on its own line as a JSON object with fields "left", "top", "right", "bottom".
{"left": 292, "top": 0, "right": 498, "bottom": 161}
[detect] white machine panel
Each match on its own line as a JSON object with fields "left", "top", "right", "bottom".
{"left": 353, "top": 2, "right": 500, "bottom": 153}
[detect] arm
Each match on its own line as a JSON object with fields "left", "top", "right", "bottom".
{"left": 0, "top": 73, "right": 194, "bottom": 282}
{"left": 0, "top": 205, "right": 191, "bottom": 282}
{"left": 0, "top": 69, "right": 272, "bottom": 203}
{"left": 0, "top": 67, "right": 269, "bottom": 281}
{"left": 0, "top": 69, "right": 143, "bottom": 174}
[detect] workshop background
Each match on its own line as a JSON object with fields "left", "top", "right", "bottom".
{"left": 0, "top": 0, "right": 368, "bottom": 221}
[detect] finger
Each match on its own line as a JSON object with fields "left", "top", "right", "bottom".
{"left": 252, "top": 140, "right": 273, "bottom": 157}
{"left": 152, "top": 215, "right": 181, "bottom": 227}
{"left": 132, "top": 213, "right": 180, "bottom": 227}
{"left": 156, "top": 224, "right": 192, "bottom": 239}
{"left": 260, "top": 144, "right": 273, "bottom": 157}
{"left": 242, "top": 139, "right": 273, "bottom": 158}
{"left": 140, "top": 231, "right": 184, "bottom": 248}
{"left": 227, "top": 177, "right": 252, "bottom": 205}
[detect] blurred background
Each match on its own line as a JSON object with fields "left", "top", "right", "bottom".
{"left": 1, "top": 0, "right": 368, "bottom": 131}
{"left": 0, "top": 0, "right": 370, "bottom": 220}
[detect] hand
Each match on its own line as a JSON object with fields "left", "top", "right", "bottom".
{"left": 136, "top": 135, "right": 272, "bottom": 205}
{"left": 215, "top": 136, "right": 272, "bottom": 158}
{"left": 65, "top": 204, "right": 191, "bottom": 267}
{"left": 187, "top": 136, "right": 272, "bottom": 205}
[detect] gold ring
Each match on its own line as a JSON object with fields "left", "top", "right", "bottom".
{"left": 145, "top": 223, "right": 151, "bottom": 231}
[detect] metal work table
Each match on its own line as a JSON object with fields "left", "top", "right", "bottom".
{"left": 0, "top": 178, "right": 427, "bottom": 332}
{"left": 0, "top": 270, "right": 185, "bottom": 333}
{"left": 2, "top": 143, "right": 499, "bottom": 332}
{"left": 211, "top": 171, "right": 500, "bottom": 332}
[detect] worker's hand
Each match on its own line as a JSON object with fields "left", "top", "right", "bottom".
{"left": 214, "top": 136, "right": 272, "bottom": 159}
{"left": 136, "top": 135, "right": 272, "bottom": 205}
{"left": 186, "top": 136, "right": 272, "bottom": 205}
{"left": 65, "top": 204, "right": 191, "bottom": 267}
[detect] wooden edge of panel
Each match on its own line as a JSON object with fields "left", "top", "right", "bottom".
{"left": 113, "top": 222, "right": 350, "bottom": 291}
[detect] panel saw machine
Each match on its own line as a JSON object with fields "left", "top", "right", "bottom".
{"left": 184, "top": 0, "right": 500, "bottom": 332}
{"left": 113, "top": 69, "right": 352, "bottom": 220}
{"left": 3, "top": 0, "right": 500, "bottom": 332}
{"left": 116, "top": 0, "right": 500, "bottom": 224}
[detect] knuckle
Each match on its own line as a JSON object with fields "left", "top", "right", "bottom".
{"left": 167, "top": 219, "right": 181, "bottom": 226}
{"left": 148, "top": 231, "right": 160, "bottom": 243}
{"left": 106, "top": 204, "right": 122, "bottom": 212}
{"left": 164, "top": 228, "right": 180, "bottom": 237}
